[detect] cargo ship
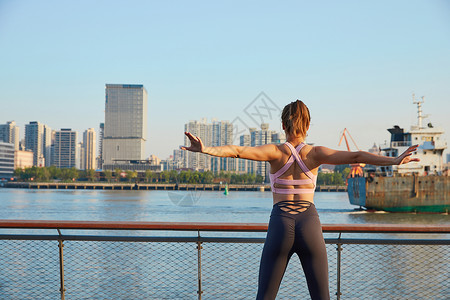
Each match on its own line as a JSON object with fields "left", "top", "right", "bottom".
{"left": 348, "top": 95, "right": 450, "bottom": 213}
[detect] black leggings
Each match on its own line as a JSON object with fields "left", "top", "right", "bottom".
{"left": 256, "top": 202, "right": 330, "bottom": 300}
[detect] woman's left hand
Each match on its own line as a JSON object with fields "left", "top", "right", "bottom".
{"left": 395, "top": 145, "right": 420, "bottom": 165}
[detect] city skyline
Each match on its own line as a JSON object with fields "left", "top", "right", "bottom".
{"left": 0, "top": 107, "right": 447, "bottom": 176}
{"left": 0, "top": 1, "right": 449, "bottom": 159}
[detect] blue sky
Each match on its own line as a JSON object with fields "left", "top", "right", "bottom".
{"left": 1, "top": 0, "right": 449, "bottom": 159}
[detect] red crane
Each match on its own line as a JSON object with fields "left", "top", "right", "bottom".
{"left": 338, "top": 128, "right": 365, "bottom": 178}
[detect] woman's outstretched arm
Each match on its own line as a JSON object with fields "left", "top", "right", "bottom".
{"left": 180, "top": 132, "right": 282, "bottom": 162}
{"left": 311, "top": 145, "right": 420, "bottom": 167}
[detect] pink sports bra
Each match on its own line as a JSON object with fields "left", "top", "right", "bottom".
{"left": 269, "top": 142, "right": 317, "bottom": 195}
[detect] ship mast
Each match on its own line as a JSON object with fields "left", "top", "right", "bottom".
{"left": 412, "top": 93, "right": 428, "bottom": 128}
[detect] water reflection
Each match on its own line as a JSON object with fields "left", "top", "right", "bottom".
{"left": 1, "top": 189, "right": 449, "bottom": 225}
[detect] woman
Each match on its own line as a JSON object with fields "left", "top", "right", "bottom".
{"left": 181, "top": 100, "right": 418, "bottom": 300}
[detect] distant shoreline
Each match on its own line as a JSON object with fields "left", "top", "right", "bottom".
{"left": 2, "top": 182, "right": 347, "bottom": 192}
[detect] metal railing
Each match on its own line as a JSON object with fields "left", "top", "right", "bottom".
{"left": 0, "top": 221, "right": 449, "bottom": 300}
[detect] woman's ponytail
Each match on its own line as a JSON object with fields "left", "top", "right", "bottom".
{"left": 281, "top": 100, "right": 310, "bottom": 138}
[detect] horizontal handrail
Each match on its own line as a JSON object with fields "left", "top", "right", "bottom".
{"left": 0, "top": 235, "right": 449, "bottom": 245}
{"left": 0, "top": 220, "right": 449, "bottom": 233}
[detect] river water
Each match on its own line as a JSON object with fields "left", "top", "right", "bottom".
{"left": 1, "top": 188, "right": 449, "bottom": 225}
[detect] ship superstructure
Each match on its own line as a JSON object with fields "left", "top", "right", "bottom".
{"left": 379, "top": 94, "right": 446, "bottom": 176}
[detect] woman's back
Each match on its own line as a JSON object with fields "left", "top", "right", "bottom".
{"left": 270, "top": 141, "right": 318, "bottom": 204}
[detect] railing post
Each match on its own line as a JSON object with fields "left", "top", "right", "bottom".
{"left": 197, "top": 231, "right": 203, "bottom": 300}
{"left": 57, "top": 229, "right": 66, "bottom": 300}
{"left": 336, "top": 233, "right": 342, "bottom": 300}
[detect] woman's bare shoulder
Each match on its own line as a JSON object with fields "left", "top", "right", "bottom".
{"left": 302, "top": 144, "right": 326, "bottom": 169}
{"left": 300, "top": 143, "right": 315, "bottom": 156}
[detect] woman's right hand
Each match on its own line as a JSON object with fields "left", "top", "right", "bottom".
{"left": 180, "top": 132, "right": 204, "bottom": 153}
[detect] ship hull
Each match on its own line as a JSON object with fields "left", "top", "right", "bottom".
{"left": 347, "top": 176, "right": 450, "bottom": 213}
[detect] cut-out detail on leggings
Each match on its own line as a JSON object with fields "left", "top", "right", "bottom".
{"left": 277, "top": 200, "right": 312, "bottom": 215}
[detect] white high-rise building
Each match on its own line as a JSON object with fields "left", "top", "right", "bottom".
{"left": 184, "top": 119, "right": 212, "bottom": 171}
{"left": 97, "top": 123, "right": 104, "bottom": 169}
{"left": 0, "top": 142, "right": 15, "bottom": 178}
{"left": 271, "top": 132, "right": 286, "bottom": 144}
{"left": 251, "top": 123, "right": 275, "bottom": 181}
{"left": 25, "top": 121, "right": 52, "bottom": 167}
{"left": 211, "top": 120, "right": 234, "bottom": 173}
{"left": 103, "top": 84, "right": 148, "bottom": 169}
{"left": 53, "top": 129, "right": 77, "bottom": 168}
{"left": 183, "top": 119, "right": 236, "bottom": 172}
{"left": 76, "top": 142, "right": 83, "bottom": 170}
{"left": 43, "top": 125, "right": 53, "bottom": 167}
{"left": 0, "top": 121, "right": 20, "bottom": 151}
{"left": 237, "top": 131, "right": 253, "bottom": 174}
{"left": 171, "top": 149, "right": 185, "bottom": 170}
{"left": 83, "top": 128, "right": 96, "bottom": 170}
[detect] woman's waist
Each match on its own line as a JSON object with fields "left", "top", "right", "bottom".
{"left": 272, "top": 194, "right": 314, "bottom": 206}
{"left": 270, "top": 198, "right": 317, "bottom": 217}
{"left": 271, "top": 181, "right": 316, "bottom": 194}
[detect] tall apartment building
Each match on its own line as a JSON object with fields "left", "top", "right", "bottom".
{"left": 103, "top": 84, "right": 148, "bottom": 170}
{"left": 76, "top": 142, "right": 84, "bottom": 170}
{"left": 211, "top": 120, "right": 234, "bottom": 173}
{"left": 43, "top": 126, "right": 53, "bottom": 166}
{"left": 251, "top": 123, "right": 276, "bottom": 181}
{"left": 0, "top": 142, "right": 15, "bottom": 178}
{"left": 170, "top": 149, "right": 185, "bottom": 170}
{"left": 25, "top": 121, "right": 52, "bottom": 167}
{"left": 53, "top": 129, "right": 77, "bottom": 168}
{"left": 173, "top": 149, "right": 185, "bottom": 165}
{"left": 83, "top": 128, "right": 96, "bottom": 170}
{"left": 97, "top": 123, "right": 104, "bottom": 169}
{"left": 235, "top": 124, "right": 278, "bottom": 181}
{"left": 184, "top": 119, "right": 212, "bottom": 171}
{"left": 0, "top": 121, "right": 20, "bottom": 151}
{"left": 236, "top": 129, "right": 255, "bottom": 174}
{"left": 271, "top": 132, "right": 286, "bottom": 144}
